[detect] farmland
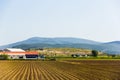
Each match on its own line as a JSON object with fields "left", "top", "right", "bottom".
{"left": 0, "top": 60, "right": 120, "bottom": 80}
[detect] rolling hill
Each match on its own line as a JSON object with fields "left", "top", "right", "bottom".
{"left": 0, "top": 37, "right": 120, "bottom": 54}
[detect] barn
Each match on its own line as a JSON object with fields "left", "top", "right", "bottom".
{"left": 2, "top": 48, "right": 39, "bottom": 59}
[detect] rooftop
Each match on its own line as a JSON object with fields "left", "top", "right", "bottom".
{"left": 4, "top": 48, "right": 25, "bottom": 52}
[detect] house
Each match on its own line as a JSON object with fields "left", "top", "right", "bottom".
{"left": 71, "top": 53, "right": 89, "bottom": 58}
{"left": 25, "top": 52, "right": 39, "bottom": 59}
{"left": 1, "top": 48, "right": 39, "bottom": 59}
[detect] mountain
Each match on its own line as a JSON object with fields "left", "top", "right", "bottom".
{"left": 105, "top": 41, "right": 120, "bottom": 46}
{"left": 18, "top": 37, "right": 100, "bottom": 44}
{"left": 0, "top": 37, "right": 100, "bottom": 48}
{"left": 0, "top": 37, "right": 120, "bottom": 54}
{"left": 103, "top": 41, "right": 120, "bottom": 53}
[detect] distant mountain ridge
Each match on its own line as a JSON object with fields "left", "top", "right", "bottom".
{"left": 105, "top": 41, "right": 120, "bottom": 44}
{"left": 24, "top": 37, "right": 100, "bottom": 44}
{"left": 0, "top": 37, "right": 120, "bottom": 54}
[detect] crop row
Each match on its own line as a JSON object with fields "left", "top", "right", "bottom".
{"left": 0, "top": 60, "right": 120, "bottom": 80}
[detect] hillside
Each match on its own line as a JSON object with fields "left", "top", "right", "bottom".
{"left": 0, "top": 37, "right": 120, "bottom": 54}
{"left": 16, "top": 37, "right": 100, "bottom": 44}
{"left": 0, "top": 37, "right": 100, "bottom": 49}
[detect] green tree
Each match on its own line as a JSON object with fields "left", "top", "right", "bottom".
{"left": 0, "top": 54, "right": 8, "bottom": 60}
{"left": 92, "top": 50, "right": 98, "bottom": 57}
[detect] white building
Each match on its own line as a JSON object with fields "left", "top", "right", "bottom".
{"left": 1, "top": 48, "right": 39, "bottom": 59}
{"left": 4, "top": 48, "right": 25, "bottom": 52}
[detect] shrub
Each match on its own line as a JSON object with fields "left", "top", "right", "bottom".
{"left": 91, "top": 50, "right": 98, "bottom": 57}
{"left": 0, "top": 54, "right": 8, "bottom": 60}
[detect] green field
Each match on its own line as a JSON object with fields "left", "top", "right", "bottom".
{"left": 0, "top": 60, "right": 120, "bottom": 80}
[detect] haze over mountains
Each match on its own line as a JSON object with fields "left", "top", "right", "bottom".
{"left": 0, "top": 37, "right": 120, "bottom": 54}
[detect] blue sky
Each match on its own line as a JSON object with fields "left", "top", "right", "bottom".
{"left": 0, "top": 0, "right": 120, "bottom": 45}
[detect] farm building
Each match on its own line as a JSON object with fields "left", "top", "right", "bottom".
{"left": 4, "top": 48, "right": 25, "bottom": 52}
{"left": 0, "top": 48, "right": 39, "bottom": 59}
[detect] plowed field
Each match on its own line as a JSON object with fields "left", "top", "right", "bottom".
{"left": 0, "top": 60, "right": 120, "bottom": 80}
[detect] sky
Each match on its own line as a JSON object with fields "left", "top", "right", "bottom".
{"left": 0, "top": 0, "right": 120, "bottom": 45}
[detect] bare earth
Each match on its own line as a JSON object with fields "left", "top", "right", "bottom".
{"left": 0, "top": 60, "right": 120, "bottom": 80}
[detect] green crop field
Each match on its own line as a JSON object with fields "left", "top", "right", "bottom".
{"left": 0, "top": 60, "right": 120, "bottom": 80}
